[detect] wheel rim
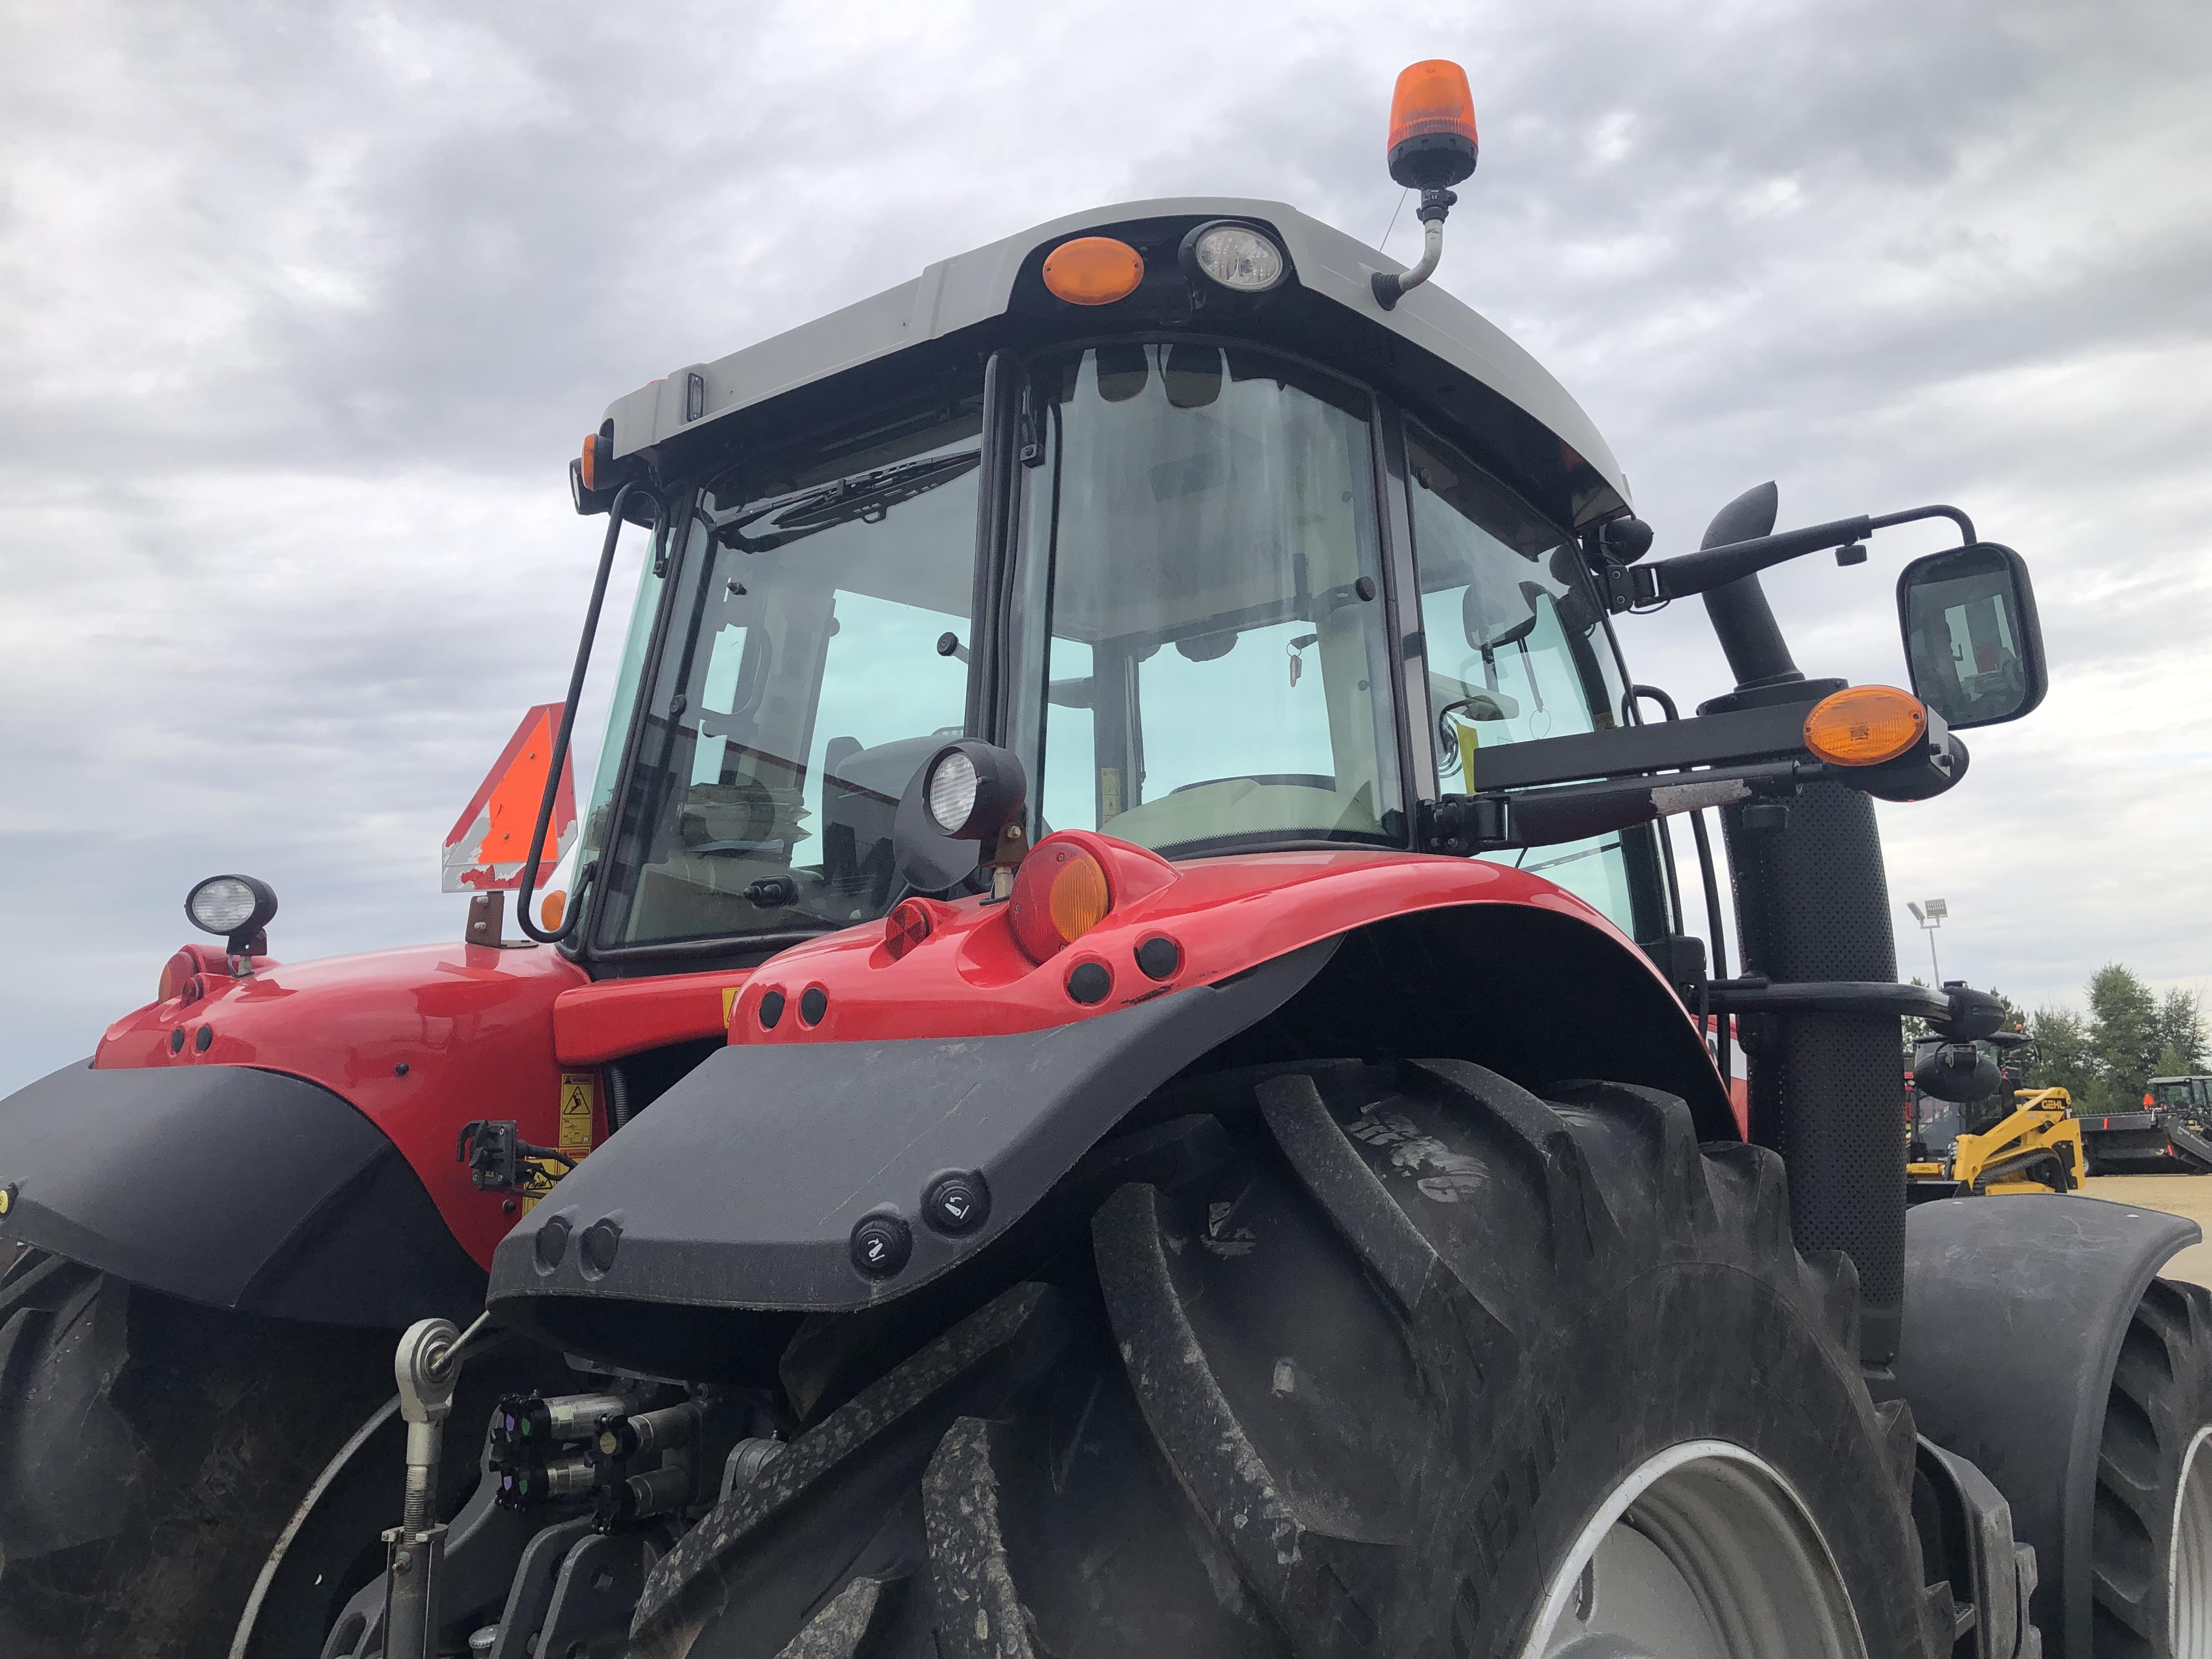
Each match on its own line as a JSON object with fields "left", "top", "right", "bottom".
{"left": 2172, "top": 1426, "right": 2212, "bottom": 1659}
{"left": 1523, "top": 1439, "right": 1867, "bottom": 1659}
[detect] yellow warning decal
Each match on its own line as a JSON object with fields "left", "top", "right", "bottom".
{"left": 559, "top": 1073, "right": 597, "bottom": 1157}
{"left": 722, "top": 986, "right": 743, "bottom": 1025}
{"left": 522, "top": 1073, "right": 599, "bottom": 1214}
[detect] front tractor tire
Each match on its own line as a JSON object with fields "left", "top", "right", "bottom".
{"left": 0, "top": 1251, "right": 394, "bottom": 1659}
{"left": 630, "top": 1061, "right": 1953, "bottom": 1659}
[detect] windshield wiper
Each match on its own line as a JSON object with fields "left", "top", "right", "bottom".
{"left": 714, "top": 450, "right": 982, "bottom": 553}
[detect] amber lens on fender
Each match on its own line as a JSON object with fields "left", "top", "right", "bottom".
{"left": 1804, "top": 686, "right": 1927, "bottom": 766}
{"left": 1042, "top": 237, "right": 1145, "bottom": 305}
{"left": 1010, "top": 846, "right": 1112, "bottom": 962}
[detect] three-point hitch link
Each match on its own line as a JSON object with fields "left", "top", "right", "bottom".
{"left": 383, "top": 1314, "right": 484, "bottom": 1659}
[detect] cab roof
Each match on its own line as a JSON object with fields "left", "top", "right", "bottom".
{"left": 600, "top": 196, "right": 1631, "bottom": 515}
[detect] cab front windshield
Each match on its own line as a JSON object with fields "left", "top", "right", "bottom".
{"left": 588, "top": 387, "right": 983, "bottom": 949}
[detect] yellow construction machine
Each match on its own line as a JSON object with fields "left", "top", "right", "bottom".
{"left": 1906, "top": 1030, "right": 2084, "bottom": 1198}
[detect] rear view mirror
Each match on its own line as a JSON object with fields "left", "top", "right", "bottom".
{"left": 1463, "top": 579, "right": 1545, "bottom": 651}
{"left": 1896, "top": 542, "right": 2046, "bottom": 729}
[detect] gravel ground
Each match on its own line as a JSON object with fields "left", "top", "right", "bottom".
{"left": 2083, "top": 1173, "right": 2212, "bottom": 1286}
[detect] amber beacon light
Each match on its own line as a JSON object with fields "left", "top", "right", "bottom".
{"left": 1803, "top": 686, "right": 1928, "bottom": 767}
{"left": 1043, "top": 237, "right": 1145, "bottom": 306}
{"left": 1386, "top": 60, "right": 1479, "bottom": 187}
{"left": 1374, "top": 60, "right": 1478, "bottom": 310}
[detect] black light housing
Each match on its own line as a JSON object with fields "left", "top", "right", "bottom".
{"left": 892, "top": 742, "right": 1028, "bottom": 894}
{"left": 185, "top": 873, "right": 278, "bottom": 955}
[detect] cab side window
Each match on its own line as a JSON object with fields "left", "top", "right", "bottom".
{"left": 1404, "top": 427, "right": 1647, "bottom": 935}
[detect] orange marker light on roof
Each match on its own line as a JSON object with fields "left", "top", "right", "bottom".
{"left": 1386, "top": 60, "right": 1479, "bottom": 188}
{"left": 1803, "top": 686, "right": 1928, "bottom": 767}
{"left": 1042, "top": 237, "right": 1145, "bottom": 306}
{"left": 579, "top": 431, "right": 606, "bottom": 492}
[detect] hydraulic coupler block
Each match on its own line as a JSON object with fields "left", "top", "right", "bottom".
{"left": 594, "top": 1460, "right": 695, "bottom": 1532}
{"left": 494, "top": 1449, "right": 599, "bottom": 1510}
{"left": 594, "top": 1402, "right": 703, "bottom": 1461}
{"left": 490, "top": 1391, "right": 630, "bottom": 1449}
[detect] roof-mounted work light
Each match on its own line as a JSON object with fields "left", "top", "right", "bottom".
{"left": 1375, "top": 59, "right": 1478, "bottom": 312}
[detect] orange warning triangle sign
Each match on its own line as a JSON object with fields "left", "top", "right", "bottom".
{"left": 442, "top": 704, "right": 578, "bottom": 892}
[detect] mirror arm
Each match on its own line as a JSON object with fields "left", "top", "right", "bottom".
{"left": 1867, "top": 503, "right": 1975, "bottom": 543}
{"left": 1633, "top": 503, "right": 1976, "bottom": 605}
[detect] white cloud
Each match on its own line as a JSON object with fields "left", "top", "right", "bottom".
{"left": 2, "top": 0, "right": 2206, "bottom": 1086}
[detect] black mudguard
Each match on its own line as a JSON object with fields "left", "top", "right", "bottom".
{"left": 1897, "top": 1193, "right": 2199, "bottom": 1659}
{"left": 0, "top": 1059, "right": 484, "bottom": 1326}
{"left": 488, "top": 941, "right": 1336, "bottom": 1341}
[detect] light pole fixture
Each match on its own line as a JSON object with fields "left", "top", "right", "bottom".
{"left": 1906, "top": 898, "right": 1949, "bottom": 984}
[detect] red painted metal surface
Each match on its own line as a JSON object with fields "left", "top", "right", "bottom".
{"left": 553, "top": 969, "right": 751, "bottom": 1067}
{"left": 90, "top": 838, "right": 1722, "bottom": 1271}
{"left": 730, "top": 833, "right": 1715, "bottom": 1067}
{"left": 95, "top": 942, "right": 589, "bottom": 1268}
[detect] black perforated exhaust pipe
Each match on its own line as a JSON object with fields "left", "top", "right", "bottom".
{"left": 1697, "top": 484, "right": 1907, "bottom": 1369}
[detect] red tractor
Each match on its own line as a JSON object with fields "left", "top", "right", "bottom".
{"left": 6, "top": 60, "right": 2208, "bottom": 1659}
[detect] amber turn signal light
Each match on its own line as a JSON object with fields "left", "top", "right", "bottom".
{"left": 1042, "top": 237, "right": 1145, "bottom": 306}
{"left": 1803, "top": 686, "right": 1928, "bottom": 767}
{"left": 579, "top": 432, "right": 605, "bottom": 492}
{"left": 1010, "top": 844, "right": 1111, "bottom": 962}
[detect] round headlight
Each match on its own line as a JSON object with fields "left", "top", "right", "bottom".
{"left": 925, "top": 751, "right": 981, "bottom": 835}
{"left": 185, "top": 873, "right": 277, "bottom": 944}
{"left": 1189, "top": 223, "right": 1286, "bottom": 293}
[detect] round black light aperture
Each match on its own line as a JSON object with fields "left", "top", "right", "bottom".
{"left": 759, "top": 990, "right": 786, "bottom": 1030}
{"left": 1135, "top": 937, "right": 1182, "bottom": 981}
{"left": 1066, "top": 961, "right": 1112, "bottom": 1005}
{"left": 535, "top": 1215, "right": 571, "bottom": 1269}
{"left": 580, "top": 1219, "right": 622, "bottom": 1275}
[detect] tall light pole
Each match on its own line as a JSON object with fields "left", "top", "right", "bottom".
{"left": 1906, "top": 899, "right": 1948, "bottom": 984}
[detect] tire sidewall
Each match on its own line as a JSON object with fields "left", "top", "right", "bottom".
{"left": 1457, "top": 1260, "right": 1924, "bottom": 1659}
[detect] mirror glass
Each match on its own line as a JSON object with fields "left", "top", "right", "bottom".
{"left": 1897, "top": 542, "right": 2045, "bottom": 728}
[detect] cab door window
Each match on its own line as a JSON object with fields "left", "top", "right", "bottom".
{"left": 1403, "top": 425, "right": 1647, "bottom": 933}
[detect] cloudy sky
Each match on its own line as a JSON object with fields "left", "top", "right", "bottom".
{"left": 2, "top": 0, "right": 2206, "bottom": 1092}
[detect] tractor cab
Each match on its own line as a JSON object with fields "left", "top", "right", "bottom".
{"left": 561, "top": 207, "right": 1662, "bottom": 972}
{"left": 2152, "top": 1075, "right": 2212, "bottom": 1121}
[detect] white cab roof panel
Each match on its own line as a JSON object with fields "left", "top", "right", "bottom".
{"left": 604, "top": 197, "right": 1628, "bottom": 507}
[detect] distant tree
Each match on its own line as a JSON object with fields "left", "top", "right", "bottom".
{"left": 2152, "top": 987, "right": 2208, "bottom": 1079}
{"left": 2089, "top": 963, "right": 2165, "bottom": 1110}
{"left": 2030, "top": 1006, "right": 2099, "bottom": 1105}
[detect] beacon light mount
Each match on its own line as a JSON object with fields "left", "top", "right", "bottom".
{"left": 1373, "top": 59, "right": 1479, "bottom": 312}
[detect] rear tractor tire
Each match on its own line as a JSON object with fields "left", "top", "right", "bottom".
{"left": 628, "top": 1060, "right": 1955, "bottom": 1659}
{"left": 0, "top": 1251, "right": 395, "bottom": 1659}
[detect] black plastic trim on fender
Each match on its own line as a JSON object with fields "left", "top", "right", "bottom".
{"left": 0, "top": 1059, "right": 484, "bottom": 1327}
{"left": 1896, "top": 1193, "right": 2198, "bottom": 1659}
{"left": 488, "top": 940, "right": 1339, "bottom": 1329}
